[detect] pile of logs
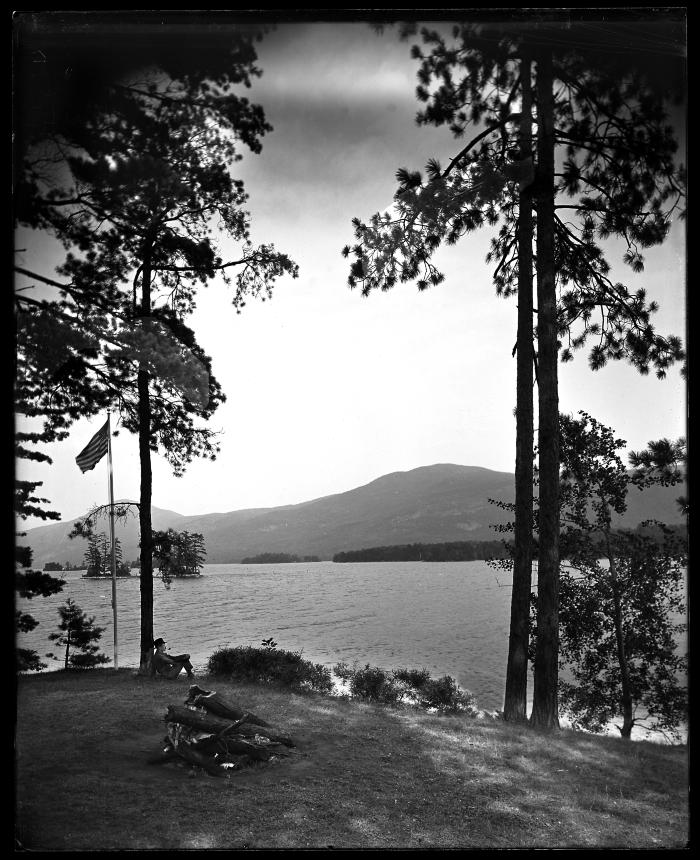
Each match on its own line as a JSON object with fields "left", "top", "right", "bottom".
{"left": 151, "top": 685, "right": 296, "bottom": 777}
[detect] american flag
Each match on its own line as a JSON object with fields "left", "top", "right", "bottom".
{"left": 75, "top": 420, "right": 109, "bottom": 473}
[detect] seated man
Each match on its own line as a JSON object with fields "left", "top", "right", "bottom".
{"left": 152, "top": 637, "right": 195, "bottom": 679}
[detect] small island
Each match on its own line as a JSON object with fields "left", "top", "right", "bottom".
{"left": 333, "top": 541, "right": 510, "bottom": 563}
{"left": 240, "top": 552, "right": 321, "bottom": 564}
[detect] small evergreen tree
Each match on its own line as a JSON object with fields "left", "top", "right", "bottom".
{"left": 47, "top": 598, "right": 110, "bottom": 669}
{"left": 83, "top": 531, "right": 129, "bottom": 577}
{"left": 83, "top": 534, "right": 102, "bottom": 577}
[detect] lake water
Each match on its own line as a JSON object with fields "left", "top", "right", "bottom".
{"left": 17, "top": 561, "right": 687, "bottom": 742}
{"left": 18, "top": 561, "right": 512, "bottom": 711}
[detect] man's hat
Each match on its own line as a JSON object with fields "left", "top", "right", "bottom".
{"left": 153, "top": 637, "right": 166, "bottom": 648}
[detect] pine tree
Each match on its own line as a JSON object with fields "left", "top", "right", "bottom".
{"left": 83, "top": 535, "right": 102, "bottom": 577}
{"left": 343, "top": 14, "right": 685, "bottom": 727}
{"left": 46, "top": 597, "right": 111, "bottom": 669}
{"left": 15, "top": 17, "right": 298, "bottom": 673}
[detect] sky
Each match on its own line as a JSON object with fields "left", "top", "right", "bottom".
{"left": 15, "top": 17, "right": 687, "bottom": 530}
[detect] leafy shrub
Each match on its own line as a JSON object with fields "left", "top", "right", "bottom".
{"left": 333, "top": 661, "right": 355, "bottom": 683}
{"left": 207, "top": 645, "right": 333, "bottom": 693}
{"left": 418, "top": 675, "right": 478, "bottom": 713}
{"left": 344, "top": 663, "right": 402, "bottom": 704}
{"left": 333, "top": 661, "right": 478, "bottom": 713}
{"left": 392, "top": 667, "right": 432, "bottom": 689}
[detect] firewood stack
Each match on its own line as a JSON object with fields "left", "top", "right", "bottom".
{"left": 151, "top": 685, "right": 296, "bottom": 777}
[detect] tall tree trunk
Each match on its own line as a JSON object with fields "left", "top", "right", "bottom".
{"left": 531, "top": 47, "right": 560, "bottom": 730}
{"left": 504, "top": 52, "right": 534, "bottom": 722}
{"left": 137, "top": 242, "right": 155, "bottom": 675}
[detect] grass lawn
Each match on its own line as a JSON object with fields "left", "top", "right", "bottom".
{"left": 15, "top": 668, "right": 689, "bottom": 850}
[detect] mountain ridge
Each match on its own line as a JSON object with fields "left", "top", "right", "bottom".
{"left": 19, "top": 463, "right": 684, "bottom": 566}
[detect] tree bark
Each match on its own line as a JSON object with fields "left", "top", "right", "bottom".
{"left": 504, "top": 51, "right": 535, "bottom": 723}
{"left": 531, "top": 47, "right": 560, "bottom": 731}
{"left": 138, "top": 240, "right": 155, "bottom": 675}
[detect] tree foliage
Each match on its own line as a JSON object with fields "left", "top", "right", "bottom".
{"left": 489, "top": 413, "right": 688, "bottom": 739}
{"left": 152, "top": 529, "right": 207, "bottom": 584}
{"left": 343, "top": 18, "right": 685, "bottom": 377}
{"left": 46, "top": 597, "right": 111, "bottom": 670}
{"left": 14, "top": 14, "right": 298, "bottom": 670}
{"left": 15, "top": 566, "right": 67, "bottom": 671}
{"left": 82, "top": 532, "right": 130, "bottom": 577}
{"left": 552, "top": 413, "right": 687, "bottom": 740}
{"left": 344, "top": 14, "right": 685, "bottom": 727}
{"left": 556, "top": 526, "right": 687, "bottom": 740}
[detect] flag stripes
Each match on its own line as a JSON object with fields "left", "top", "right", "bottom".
{"left": 75, "top": 420, "right": 109, "bottom": 472}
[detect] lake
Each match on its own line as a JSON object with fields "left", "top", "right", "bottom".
{"left": 17, "top": 560, "right": 687, "bottom": 741}
{"left": 18, "top": 560, "right": 512, "bottom": 711}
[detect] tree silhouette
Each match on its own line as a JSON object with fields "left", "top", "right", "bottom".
{"left": 47, "top": 597, "right": 111, "bottom": 669}
{"left": 344, "top": 13, "right": 685, "bottom": 727}
{"left": 153, "top": 528, "right": 207, "bottom": 583}
{"left": 14, "top": 15, "right": 298, "bottom": 673}
{"left": 15, "top": 566, "right": 66, "bottom": 671}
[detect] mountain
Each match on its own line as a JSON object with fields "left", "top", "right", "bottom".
{"left": 19, "top": 464, "right": 685, "bottom": 567}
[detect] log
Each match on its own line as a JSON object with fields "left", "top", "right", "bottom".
{"left": 193, "top": 735, "right": 271, "bottom": 761}
{"left": 217, "top": 737, "right": 290, "bottom": 759}
{"left": 173, "top": 742, "right": 229, "bottom": 777}
{"left": 185, "top": 686, "right": 271, "bottom": 728}
{"left": 166, "top": 705, "right": 295, "bottom": 747}
{"left": 224, "top": 721, "right": 295, "bottom": 748}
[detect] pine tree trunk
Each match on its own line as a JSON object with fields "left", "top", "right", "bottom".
{"left": 531, "top": 47, "right": 560, "bottom": 731}
{"left": 138, "top": 242, "right": 155, "bottom": 675}
{"left": 505, "top": 52, "right": 534, "bottom": 723}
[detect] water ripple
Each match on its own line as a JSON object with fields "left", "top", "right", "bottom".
{"left": 18, "top": 560, "right": 511, "bottom": 711}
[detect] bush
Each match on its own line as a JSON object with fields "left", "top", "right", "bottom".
{"left": 392, "top": 667, "right": 432, "bottom": 689}
{"left": 333, "top": 661, "right": 478, "bottom": 713}
{"left": 207, "top": 645, "right": 333, "bottom": 694}
{"left": 419, "top": 675, "right": 478, "bottom": 713}
{"left": 340, "top": 663, "right": 402, "bottom": 704}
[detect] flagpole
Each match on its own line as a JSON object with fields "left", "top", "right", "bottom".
{"left": 107, "top": 413, "right": 118, "bottom": 670}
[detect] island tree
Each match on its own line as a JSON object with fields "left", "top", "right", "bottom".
{"left": 14, "top": 15, "right": 298, "bottom": 673}
{"left": 343, "top": 14, "right": 685, "bottom": 727}
{"left": 153, "top": 529, "right": 207, "bottom": 583}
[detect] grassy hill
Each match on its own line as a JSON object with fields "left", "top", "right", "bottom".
{"left": 15, "top": 669, "right": 688, "bottom": 850}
